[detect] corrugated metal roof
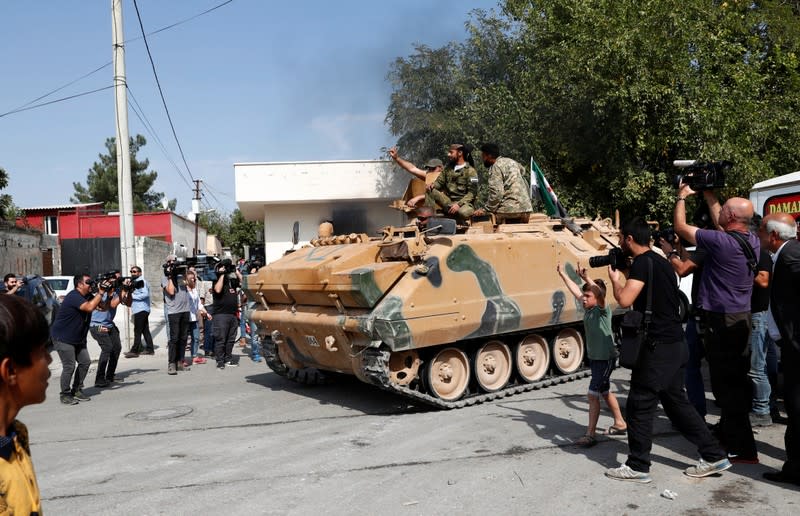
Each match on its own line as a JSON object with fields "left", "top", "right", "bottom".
{"left": 20, "top": 202, "right": 104, "bottom": 211}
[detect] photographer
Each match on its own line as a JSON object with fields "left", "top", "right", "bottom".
{"left": 212, "top": 260, "right": 243, "bottom": 369}
{"left": 1, "top": 274, "right": 21, "bottom": 295}
{"left": 674, "top": 185, "right": 760, "bottom": 463}
{"left": 90, "top": 271, "right": 131, "bottom": 388}
{"left": 605, "top": 217, "right": 729, "bottom": 483}
{"left": 162, "top": 254, "right": 192, "bottom": 375}
{"left": 51, "top": 274, "right": 108, "bottom": 405}
{"left": 127, "top": 265, "right": 154, "bottom": 356}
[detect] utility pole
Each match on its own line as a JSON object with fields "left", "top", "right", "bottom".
{"left": 112, "top": 0, "right": 135, "bottom": 349}
{"left": 193, "top": 179, "right": 202, "bottom": 255}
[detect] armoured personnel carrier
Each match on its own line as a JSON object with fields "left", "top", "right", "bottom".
{"left": 245, "top": 214, "right": 622, "bottom": 409}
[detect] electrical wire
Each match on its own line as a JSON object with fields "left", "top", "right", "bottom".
{"left": 127, "top": 86, "right": 193, "bottom": 190}
{"left": 0, "top": 85, "right": 113, "bottom": 118}
{"left": 2, "top": 0, "right": 234, "bottom": 117}
{"left": 204, "top": 181, "right": 235, "bottom": 201}
{"left": 130, "top": 0, "right": 233, "bottom": 41}
{"left": 132, "top": 0, "right": 195, "bottom": 183}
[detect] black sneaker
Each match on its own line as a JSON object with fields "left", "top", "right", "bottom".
{"left": 72, "top": 390, "right": 91, "bottom": 402}
{"left": 216, "top": 363, "right": 225, "bottom": 370}
{"left": 94, "top": 380, "right": 110, "bottom": 388}
{"left": 772, "top": 411, "right": 789, "bottom": 425}
{"left": 224, "top": 360, "right": 238, "bottom": 367}
{"left": 142, "top": 349, "right": 155, "bottom": 355}
{"left": 60, "top": 394, "right": 79, "bottom": 405}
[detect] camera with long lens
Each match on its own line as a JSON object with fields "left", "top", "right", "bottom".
{"left": 589, "top": 247, "right": 629, "bottom": 271}
{"left": 673, "top": 160, "right": 730, "bottom": 191}
{"left": 119, "top": 277, "right": 145, "bottom": 291}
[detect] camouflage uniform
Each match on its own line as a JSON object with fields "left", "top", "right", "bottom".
{"left": 484, "top": 156, "right": 532, "bottom": 222}
{"left": 430, "top": 164, "right": 478, "bottom": 221}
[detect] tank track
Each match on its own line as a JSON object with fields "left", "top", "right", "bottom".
{"left": 262, "top": 338, "right": 328, "bottom": 385}
{"left": 265, "top": 340, "right": 588, "bottom": 408}
{"left": 360, "top": 347, "right": 590, "bottom": 410}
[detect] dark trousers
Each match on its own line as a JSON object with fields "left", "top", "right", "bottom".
{"left": 684, "top": 317, "right": 707, "bottom": 418}
{"left": 167, "top": 312, "right": 190, "bottom": 365}
{"left": 132, "top": 310, "right": 154, "bottom": 353}
{"left": 779, "top": 341, "right": 800, "bottom": 479}
{"left": 203, "top": 316, "right": 215, "bottom": 354}
{"left": 626, "top": 338, "right": 726, "bottom": 473}
{"left": 703, "top": 311, "right": 757, "bottom": 458}
{"left": 213, "top": 313, "right": 238, "bottom": 365}
{"left": 54, "top": 339, "right": 90, "bottom": 395}
{"left": 91, "top": 326, "right": 121, "bottom": 383}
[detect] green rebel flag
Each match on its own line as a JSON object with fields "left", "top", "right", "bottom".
{"left": 530, "top": 158, "right": 567, "bottom": 217}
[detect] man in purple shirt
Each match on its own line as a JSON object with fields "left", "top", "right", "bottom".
{"left": 675, "top": 186, "right": 760, "bottom": 464}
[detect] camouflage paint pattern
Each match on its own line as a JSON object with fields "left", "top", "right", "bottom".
{"left": 247, "top": 214, "right": 621, "bottom": 375}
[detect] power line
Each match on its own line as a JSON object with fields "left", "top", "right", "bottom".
{"left": 126, "top": 86, "right": 193, "bottom": 190}
{"left": 0, "top": 85, "right": 114, "bottom": 119}
{"left": 134, "top": 0, "right": 234, "bottom": 40}
{"left": 204, "top": 181, "right": 235, "bottom": 201}
{"left": 2, "top": 0, "right": 235, "bottom": 117}
{"left": 132, "top": 0, "right": 195, "bottom": 183}
{"left": 127, "top": 94, "right": 193, "bottom": 191}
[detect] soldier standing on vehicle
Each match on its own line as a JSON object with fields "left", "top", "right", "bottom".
{"left": 475, "top": 143, "right": 533, "bottom": 224}
{"left": 388, "top": 147, "right": 444, "bottom": 210}
{"left": 429, "top": 143, "right": 478, "bottom": 223}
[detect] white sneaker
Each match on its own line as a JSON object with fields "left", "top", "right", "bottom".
{"left": 684, "top": 458, "right": 732, "bottom": 478}
{"left": 605, "top": 464, "right": 652, "bottom": 483}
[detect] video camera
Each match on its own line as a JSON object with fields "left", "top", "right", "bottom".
{"left": 652, "top": 226, "right": 676, "bottom": 246}
{"left": 589, "top": 247, "right": 629, "bottom": 271}
{"left": 242, "top": 257, "right": 263, "bottom": 274}
{"left": 673, "top": 160, "right": 730, "bottom": 191}
{"left": 214, "top": 258, "right": 240, "bottom": 288}
{"left": 87, "top": 272, "right": 117, "bottom": 294}
{"left": 119, "top": 276, "right": 145, "bottom": 291}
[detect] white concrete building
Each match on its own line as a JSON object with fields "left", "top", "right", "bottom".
{"left": 235, "top": 160, "right": 408, "bottom": 263}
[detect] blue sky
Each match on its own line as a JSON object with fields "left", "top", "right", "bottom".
{"left": 0, "top": 0, "right": 499, "bottom": 216}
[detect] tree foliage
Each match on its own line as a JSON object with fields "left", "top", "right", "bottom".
{"left": 386, "top": 0, "right": 800, "bottom": 223}
{"left": 226, "top": 209, "right": 264, "bottom": 257}
{"left": 0, "top": 167, "right": 13, "bottom": 221}
{"left": 72, "top": 134, "right": 175, "bottom": 212}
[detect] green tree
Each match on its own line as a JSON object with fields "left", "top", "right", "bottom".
{"left": 226, "top": 209, "right": 264, "bottom": 257}
{"left": 386, "top": 0, "right": 800, "bottom": 223}
{"left": 72, "top": 134, "right": 176, "bottom": 212}
{"left": 0, "top": 167, "right": 15, "bottom": 221}
{"left": 198, "top": 210, "right": 230, "bottom": 239}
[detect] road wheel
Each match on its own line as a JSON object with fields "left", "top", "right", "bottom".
{"left": 551, "top": 328, "right": 584, "bottom": 374}
{"left": 515, "top": 334, "right": 550, "bottom": 383}
{"left": 473, "top": 340, "right": 512, "bottom": 392}
{"left": 388, "top": 350, "right": 421, "bottom": 386}
{"left": 426, "top": 347, "right": 470, "bottom": 401}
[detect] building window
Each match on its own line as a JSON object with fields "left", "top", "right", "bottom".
{"left": 45, "top": 216, "right": 58, "bottom": 235}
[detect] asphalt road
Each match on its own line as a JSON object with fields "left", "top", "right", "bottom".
{"left": 25, "top": 340, "right": 799, "bottom": 515}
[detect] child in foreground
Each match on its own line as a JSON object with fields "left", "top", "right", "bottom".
{"left": 0, "top": 294, "right": 51, "bottom": 513}
{"left": 557, "top": 262, "right": 626, "bottom": 447}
